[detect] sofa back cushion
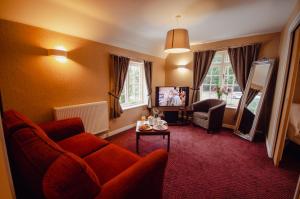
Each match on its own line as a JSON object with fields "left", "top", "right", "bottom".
{"left": 3, "top": 110, "right": 45, "bottom": 138}
{"left": 10, "top": 127, "right": 63, "bottom": 198}
{"left": 2, "top": 110, "right": 101, "bottom": 198}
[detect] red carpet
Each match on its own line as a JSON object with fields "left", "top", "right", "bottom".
{"left": 107, "top": 125, "right": 300, "bottom": 199}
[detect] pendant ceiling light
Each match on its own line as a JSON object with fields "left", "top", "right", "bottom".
{"left": 164, "top": 15, "right": 191, "bottom": 53}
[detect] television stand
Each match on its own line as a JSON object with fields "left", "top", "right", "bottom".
{"left": 154, "top": 106, "right": 193, "bottom": 125}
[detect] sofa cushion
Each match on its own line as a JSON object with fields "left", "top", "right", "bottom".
{"left": 84, "top": 144, "right": 140, "bottom": 184}
{"left": 58, "top": 133, "right": 109, "bottom": 157}
{"left": 43, "top": 152, "right": 101, "bottom": 199}
{"left": 39, "top": 118, "right": 85, "bottom": 142}
{"left": 193, "top": 112, "right": 208, "bottom": 120}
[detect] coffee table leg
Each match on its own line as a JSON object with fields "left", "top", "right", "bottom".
{"left": 167, "top": 134, "right": 170, "bottom": 152}
{"left": 136, "top": 134, "right": 139, "bottom": 154}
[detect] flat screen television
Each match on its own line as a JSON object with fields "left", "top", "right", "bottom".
{"left": 155, "top": 86, "right": 189, "bottom": 107}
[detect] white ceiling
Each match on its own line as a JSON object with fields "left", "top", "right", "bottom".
{"left": 0, "top": 0, "right": 297, "bottom": 57}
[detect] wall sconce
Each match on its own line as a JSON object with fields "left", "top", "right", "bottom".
{"left": 48, "top": 47, "right": 68, "bottom": 63}
{"left": 177, "top": 65, "right": 186, "bottom": 69}
{"left": 177, "top": 65, "right": 189, "bottom": 73}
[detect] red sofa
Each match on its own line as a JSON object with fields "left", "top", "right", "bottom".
{"left": 2, "top": 110, "right": 168, "bottom": 199}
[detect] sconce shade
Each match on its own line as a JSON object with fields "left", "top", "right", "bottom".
{"left": 48, "top": 49, "right": 68, "bottom": 57}
{"left": 164, "top": 28, "right": 191, "bottom": 53}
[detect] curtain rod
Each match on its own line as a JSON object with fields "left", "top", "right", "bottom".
{"left": 192, "top": 42, "right": 263, "bottom": 52}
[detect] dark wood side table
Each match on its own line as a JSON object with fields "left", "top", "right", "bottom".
{"left": 136, "top": 121, "right": 170, "bottom": 154}
{"left": 153, "top": 106, "right": 193, "bottom": 125}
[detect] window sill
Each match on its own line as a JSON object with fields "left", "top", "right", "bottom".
{"left": 225, "top": 106, "right": 237, "bottom": 110}
{"left": 122, "top": 103, "right": 147, "bottom": 111}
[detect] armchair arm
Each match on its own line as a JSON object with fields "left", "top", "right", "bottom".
{"left": 98, "top": 149, "right": 168, "bottom": 199}
{"left": 39, "top": 118, "right": 85, "bottom": 142}
{"left": 208, "top": 102, "right": 226, "bottom": 130}
{"left": 192, "top": 99, "right": 210, "bottom": 112}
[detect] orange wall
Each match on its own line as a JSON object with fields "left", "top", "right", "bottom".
{"left": 165, "top": 32, "right": 281, "bottom": 126}
{"left": 0, "top": 116, "right": 15, "bottom": 199}
{"left": 0, "top": 19, "right": 165, "bottom": 131}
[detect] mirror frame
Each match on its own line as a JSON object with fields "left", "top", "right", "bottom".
{"left": 234, "top": 59, "right": 275, "bottom": 141}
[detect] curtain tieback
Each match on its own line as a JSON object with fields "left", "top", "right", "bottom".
{"left": 147, "top": 92, "right": 152, "bottom": 96}
{"left": 191, "top": 88, "right": 200, "bottom": 91}
{"left": 108, "top": 92, "right": 119, "bottom": 99}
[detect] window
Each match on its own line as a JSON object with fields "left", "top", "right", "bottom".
{"left": 119, "top": 61, "right": 148, "bottom": 109}
{"left": 200, "top": 51, "right": 242, "bottom": 107}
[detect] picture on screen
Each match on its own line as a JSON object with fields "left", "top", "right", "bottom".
{"left": 156, "top": 87, "right": 189, "bottom": 107}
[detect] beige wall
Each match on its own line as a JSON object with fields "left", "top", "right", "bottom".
{"left": 165, "top": 33, "right": 281, "bottom": 126}
{"left": 267, "top": 0, "right": 300, "bottom": 158}
{"left": 0, "top": 19, "right": 165, "bottom": 131}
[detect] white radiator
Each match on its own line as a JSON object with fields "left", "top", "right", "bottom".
{"left": 54, "top": 101, "right": 109, "bottom": 134}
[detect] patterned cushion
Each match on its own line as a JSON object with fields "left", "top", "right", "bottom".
{"left": 193, "top": 112, "right": 208, "bottom": 120}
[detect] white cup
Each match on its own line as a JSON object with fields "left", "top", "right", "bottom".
{"left": 158, "top": 120, "right": 164, "bottom": 126}
{"left": 148, "top": 118, "right": 153, "bottom": 126}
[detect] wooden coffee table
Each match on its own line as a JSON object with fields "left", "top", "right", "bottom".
{"left": 136, "top": 121, "right": 170, "bottom": 154}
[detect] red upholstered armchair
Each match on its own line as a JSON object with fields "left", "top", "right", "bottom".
{"left": 2, "top": 110, "right": 168, "bottom": 199}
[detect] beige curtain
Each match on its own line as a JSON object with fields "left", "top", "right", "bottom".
{"left": 144, "top": 61, "right": 153, "bottom": 108}
{"left": 191, "top": 50, "right": 216, "bottom": 103}
{"left": 228, "top": 43, "right": 261, "bottom": 114}
{"left": 109, "top": 55, "right": 130, "bottom": 118}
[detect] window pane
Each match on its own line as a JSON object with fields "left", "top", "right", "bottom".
{"left": 227, "top": 66, "right": 234, "bottom": 75}
{"left": 203, "top": 76, "right": 211, "bottom": 84}
{"left": 120, "top": 61, "right": 147, "bottom": 108}
{"left": 128, "top": 65, "right": 140, "bottom": 104}
{"left": 203, "top": 85, "right": 210, "bottom": 91}
{"left": 212, "top": 53, "right": 223, "bottom": 64}
{"left": 211, "top": 76, "right": 221, "bottom": 85}
{"left": 120, "top": 91, "right": 125, "bottom": 104}
{"left": 211, "top": 66, "right": 221, "bottom": 75}
{"left": 233, "top": 85, "right": 241, "bottom": 92}
{"left": 225, "top": 75, "right": 234, "bottom": 84}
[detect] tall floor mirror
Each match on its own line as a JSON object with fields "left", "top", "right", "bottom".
{"left": 234, "top": 59, "right": 274, "bottom": 141}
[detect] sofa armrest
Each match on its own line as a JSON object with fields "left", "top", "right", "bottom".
{"left": 208, "top": 101, "right": 226, "bottom": 113}
{"left": 39, "top": 118, "right": 85, "bottom": 142}
{"left": 208, "top": 102, "right": 226, "bottom": 130}
{"left": 97, "top": 149, "right": 168, "bottom": 199}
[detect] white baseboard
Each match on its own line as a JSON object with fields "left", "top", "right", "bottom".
{"left": 99, "top": 123, "right": 136, "bottom": 139}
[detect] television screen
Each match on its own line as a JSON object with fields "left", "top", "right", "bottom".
{"left": 156, "top": 87, "right": 189, "bottom": 107}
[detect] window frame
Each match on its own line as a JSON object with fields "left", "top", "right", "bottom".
{"left": 200, "top": 50, "right": 241, "bottom": 108}
{"left": 120, "top": 60, "right": 148, "bottom": 110}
